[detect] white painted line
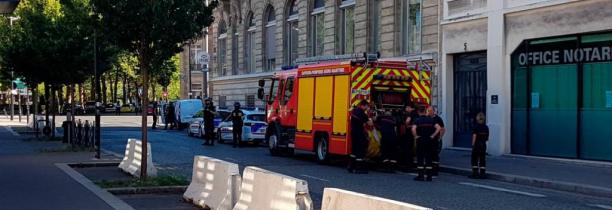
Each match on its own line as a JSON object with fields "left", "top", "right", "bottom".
{"left": 588, "top": 204, "right": 612, "bottom": 210}
{"left": 5, "top": 126, "right": 19, "bottom": 136}
{"left": 55, "top": 163, "right": 135, "bottom": 210}
{"left": 459, "top": 182, "right": 546, "bottom": 198}
{"left": 301, "top": 174, "right": 330, "bottom": 182}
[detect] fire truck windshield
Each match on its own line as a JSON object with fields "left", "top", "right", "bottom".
{"left": 268, "top": 79, "right": 280, "bottom": 103}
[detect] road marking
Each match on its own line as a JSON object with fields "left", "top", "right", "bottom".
{"left": 301, "top": 174, "right": 330, "bottom": 182}
{"left": 588, "top": 204, "right": 612, "bottom": 210}
{"left": 459, "top": 182, "right": 546, "bottom": 198}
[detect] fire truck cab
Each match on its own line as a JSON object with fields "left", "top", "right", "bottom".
{"left": 257, "top": 55, "right": 431, "bottom": 162}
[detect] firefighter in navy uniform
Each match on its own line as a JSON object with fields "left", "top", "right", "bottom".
{"left": 411, "top": 105, "right": 442, "bottom": 181}
{"left": 348, "top": 100, "right": 371, "bottom": 174}
{"left": 398, "top": 103, "right": 418, "bottom": 172}
{"left": 470, "top": 112, "right": 489, "bottom": 179}
{"left": 375, "top": 109, "right": 398, "bottom": 173}
{"left": 202, "top": 98, "right": 216, "bottom": 146}
{"left": 230, "top": 102, "right": 245, "bottom": 148}
{"left": 429, "top": 106, "right": 445, "bottom": 176}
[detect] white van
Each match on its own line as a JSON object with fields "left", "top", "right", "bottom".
{"left": 174, "top": 99, "right": 203, "bottom": 129}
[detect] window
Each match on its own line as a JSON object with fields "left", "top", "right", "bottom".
{"left": 217, "top": 21, "right": 227, "bottom": 76}
{"left": 338, "top": 0, "right": 355, "bottom": 54}
{"left": 245, "top": 13, "right": 256, "bottom": 73}
{"left": 368, "top": 0, "right": 381, "bottom": 53}
{"left": 282, "top": 77, "right": 295, "bottom": 105}
{"left": 246, "top": 95, "right": 255, "bottom": 107}
{"left": 264, "top": 6, "right": 277, "bottom": 71}
{"left": 285, "top": 0, "right": 299, "bottom": 66}
{"left": 400, "top": 0, "right": 422, "bottom": 55}
{"left": 190, "top": 83, "right": 202, "bottom": 91}
{"left": 218, "top": 95, "right": 227, "bottom": 108}
{"left": 269, "top": 79, "right": 282, "bottom": 104}
{"left": 231, "top": 21, "right": 238, "bottom": 75}
{"left": 311, "top": 0, "right": 325, "bottom": 56}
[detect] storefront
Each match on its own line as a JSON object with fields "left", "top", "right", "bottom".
{"left": 511, "top": 32, "right": 612, "bottom": 161}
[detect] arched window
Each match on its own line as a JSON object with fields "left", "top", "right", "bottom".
{"left": 400, "top": 0, "right": 422, "bottom": 55}
{"left": 263, "top": 6, "right": 277, "bottom": 71}
{"left": 310, "top": 0, "right": 325, "bottom": 56}
{"left": 338, "top": 0, "right": 355, "bottom": 54}
{"left": 368, "top": 0, "right": 381, "bottom": 54}
{"left": 285, "top": 0, "right": 299, "bottom": 66}
{"left": 231, "top": 18, "right": 238, "bottom": 75}
{"left": 217, "top": 20, "right": 227, "bottom": 76}
{"left": 244, "top": 12, "right": 256, "bottom": 73}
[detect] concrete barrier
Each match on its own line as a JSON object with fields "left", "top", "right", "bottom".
{"left": 321, "top": 188, "right": 431, "bottom": 210}
{"left": 118, "top": 139, "right": 157, "bottom": 177}
{"left": 233, "top": 166, "right": 313, "bottom": 210}
{"left": 183, "top": 156, "right": 241, "bottom": 210}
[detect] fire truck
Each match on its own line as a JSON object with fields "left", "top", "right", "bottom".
{"left": 257, "top": 54, "right": 432, "bottom": 162}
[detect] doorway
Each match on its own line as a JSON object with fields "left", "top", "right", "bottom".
{"left": 453, "top": 52, "right": 487, "bottom": 148}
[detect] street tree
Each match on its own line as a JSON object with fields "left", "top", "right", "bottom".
{"left": 92, "top": 0, "right": 218, "bottom": 178}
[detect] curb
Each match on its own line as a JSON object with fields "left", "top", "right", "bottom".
{"left": 106, "top": 186, "right": 187, "bottom": 195}
{"left": 440, "top": 165, "right": 612, "bottom": 198}
{"left": 69, "top": 162, "right": 120, "bottom": 168}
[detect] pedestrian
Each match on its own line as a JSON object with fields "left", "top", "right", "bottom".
{"left": 398, "top": 103, "right": 418, "bottom": 172}
{"left": 151, "top": 101, "right": 158, "bottom": 130}
{"left": 202, "top": 98, "right": 216, "bottom": 146}
{"left": 469, "top": 112, "right": 489, "bottom": 179}
{"left": 411, "top": 104, "right": 442, "bottom": 181}
{"left": 115, "top": 102, "right": 120, "bottom": 116}
{"left": 165, "top": 102, "right": 175, "bottom": 130}
{"left": 375, "top": 109, "right": 398, "bottom": 172}
{"left": 348, "top": 100, "right": 372, "bottom": 174}
{"left": 429, "top": 106, "right": 445, "bottom": 176}
{"left": 230, "top": 102, "right": 244, "bottom": 148}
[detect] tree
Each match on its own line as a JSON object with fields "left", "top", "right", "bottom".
{"left": 92, "top": 0, "right": 217, "bottom": 178}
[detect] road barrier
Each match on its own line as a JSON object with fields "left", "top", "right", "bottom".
{"left": 321, "top": 188, "right": 431, "bottom": 210}
{"left": 232, "top": 166, "right": 313, "bottom": 210}
{"left": 183, "top": 156, "right": 241, "bottom": 210}
{"left": 118, "top": 139, "right": 157, "bottom": 177}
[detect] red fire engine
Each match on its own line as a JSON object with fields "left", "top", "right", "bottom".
{"left": 257, "top": 55, "right": 431, "bottom": 162}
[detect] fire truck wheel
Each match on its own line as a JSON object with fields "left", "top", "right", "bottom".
{"left": 268, "top": 130, "right": 281, "bottom": 156}
{"left": 316, "top": 136, "right": 329, "bottom": 163}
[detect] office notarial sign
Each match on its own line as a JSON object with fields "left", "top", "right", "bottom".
{"left": 517, "top": 45, "right": 612, "bottom": 67}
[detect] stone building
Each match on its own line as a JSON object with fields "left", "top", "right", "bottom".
{"left": 439, "top": 0, "right": 612, "bottom": 161}
{"left": 180, "top": 37, "right": 208, "bottom": 99}
{"left": 206, "top": 0, "right": 441, "bottom": 108}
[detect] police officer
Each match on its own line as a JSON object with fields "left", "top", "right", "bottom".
{"left": 230, "top": 102, "right": 245, "bottom": 148}
{"left": 375, "top": 109, "right": 398, "bottom": 172}
{"left": 429, "top": 106, "right": 445, "bottom": 176}
{"left": 411, "top": 105, "right": 442, "bottom": 181}
{"left": 152, "top": 101, "right": 158, "bottom": 130}
{"left": 202, "top": 98, "right": 216, "bottom": 146}
{"left": 470, "top": 112, "right": 489, "bottom": 179}
{"left": 398, "top": 103, "right": 418, "bottom": 172}
{"left": 348, "top": 100, "right": 371, "bottom": 174}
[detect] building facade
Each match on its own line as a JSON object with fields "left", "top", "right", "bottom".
{"left": 207, "top": 0, "right": 441, "bottom": 108}
{"left": 180, "top": 37, "right": 209, "bottom": 99}
{"left": 440, "top": 0, "right": 612, "bottom": 161}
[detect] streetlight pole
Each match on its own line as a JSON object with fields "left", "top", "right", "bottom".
{"left": 10, "top": 71, "right": 13, "bottom": 121}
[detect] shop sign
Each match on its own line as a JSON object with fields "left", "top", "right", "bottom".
{"left": 517, "top": 45, "right": 612, "bottom": 67}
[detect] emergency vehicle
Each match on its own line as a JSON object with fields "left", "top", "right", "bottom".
{"left": 257, "top": 54, "right": 432, "bottom": 162}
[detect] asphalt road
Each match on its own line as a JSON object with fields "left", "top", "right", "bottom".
{"left": 78, "top": 116, "right": 612, "bottom": 210}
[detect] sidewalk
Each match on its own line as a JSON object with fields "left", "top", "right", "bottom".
{"left": 440, "top": 149, "right": 612, "bottom": 197}
{"left": 0, "top": 118, "right": 116, "bottom": 210}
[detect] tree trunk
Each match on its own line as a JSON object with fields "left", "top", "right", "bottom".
{"left": 51, "top": 86, "right": 57, "bottom": 138}
{"left": 138, "top": 49, "right": 150, "bottom": 179}
{"left": 91, "top": 76, "right": 96, "bottom": 101}
{"left": 123, "top": 73, "right": 128, "bottom": 104}
{"left": 33, "top": 87, "right": 39, "bottom": 138}
{"left": 113, "top": 68, "right": 119, "bottom": 103}
{"left": 44, "top": 84, "right": 50, "bottom": 136}
{"left": 101, "top": 74, "right": 107, "bottom": 104}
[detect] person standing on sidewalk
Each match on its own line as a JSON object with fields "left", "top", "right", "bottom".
{"left": 151, "top": 101, "right": 158, "bottom": 130}
{"left": 202, "top": 98, "right": 216, "bottom": 146}
{"left": 412, "top": 104, "right": 442, "bottom": 181}
{"left": 429, "top": 106, "right": 445, "bottom": 176}
{"left": 165, "top": 102, "right": 176, "bottom": 130}
{"left": 230, "top": 102, "right": 245, "bottom": 148}
{"left": 470, "top": 112, "right": 489, "bottom": 179}
{"left": 348, "top": 100, "right": 372, "bottom": 174}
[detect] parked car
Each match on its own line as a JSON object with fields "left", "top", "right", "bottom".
{"left": 61, "top": 103, "right": 84, "bottom": 115}
{"left": 174, "top": 99, "right": 203, "bottom": 130}
{"left": 191, "top": 109, "right": 229, "bottom": 138}
{"left": 84, "top": 101, "right": 97, "bottom": 114}
{"left": 103, "top": 103, "right": 116, "bottom": 113}
{"left": 187, "top": 110, "right": 204, "bottom": 137}
{"left": 217, "top": 110, "right": 267, "bottom": 144}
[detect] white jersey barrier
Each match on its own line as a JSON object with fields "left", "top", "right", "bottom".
{"left": 183, "top": 156, "right": 241, "bottom": 210}
{"left": 118, "top": 139, "right": 157, "bottom": 177}
{"left": 232, "top": 166, "right": 313, "bottom": 210}
{"left": 321, "top": 188, "right": 432, "bottom": 210}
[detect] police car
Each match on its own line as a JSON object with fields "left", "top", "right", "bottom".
{"left": 187, "top": 108, "right": 229, "bottom": 138}
{"left": 217, "top": 110, "right": 267, "bottom": 144}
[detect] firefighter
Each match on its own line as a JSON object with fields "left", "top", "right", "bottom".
{"left": 470, "top": 112, "right": 489, "bottom": 179}
{"left": 230, "top": 102, "right": 245, "bottom": 148}
{"left": 429, "top": 106, "right": 445, "bottom": 176}
{"left": 375, "top": 109, "right": 398, "bottom": 173}
{"left": 202, "top": 98, "right": 216, "bottom": 146}
{"left": 398, "top": 103, "right": 418, "bottom": 172}
{"left": 411, "top": 105, "right": 442, "bottom": 181}
{"left": 348, "top": 100, "right": 371, "bottom": 174}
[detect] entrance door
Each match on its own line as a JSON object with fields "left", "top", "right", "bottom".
{"left": 453, "top": 52, "right": 487, "bottom": 148}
